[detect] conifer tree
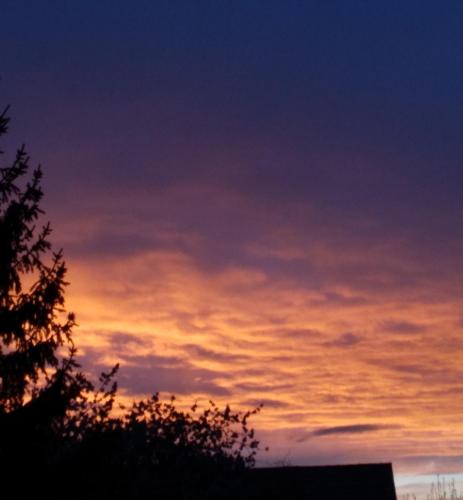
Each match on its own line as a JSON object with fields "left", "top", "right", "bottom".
{"left": 0, "top": 107, "right": 86, "bottom": 475}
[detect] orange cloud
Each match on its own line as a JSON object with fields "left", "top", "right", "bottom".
{"left": 48, "top": 183, "right": 463, "bottom": 476}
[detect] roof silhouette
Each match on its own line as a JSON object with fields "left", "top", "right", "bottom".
{"left": 238, "top": 463, "right": 397, "bottom": 500}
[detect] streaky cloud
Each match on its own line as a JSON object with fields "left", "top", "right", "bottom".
{"left": 296, "top": 424, "right": 401, "bottom": 441}
{"left": 379, "top": 319, "right": 428, "bottom": 334}
{"left": 322, "top": 332, "right": 362, "bottom": 348}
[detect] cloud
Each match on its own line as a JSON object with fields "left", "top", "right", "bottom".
{"left": 323, "top": 332, "right": 362, "bottom": 348}
{"left": 118, "top": 363, "right": 231, "bottom": 397}
{"left": 80, "top": 348, "right": 231, "bottom": 397}
{"left": 240, "top": 398, "right": 290, "bottom": 409}
{"left": 233, "top": 382, "right": 295, "bottom": 394}
{"left": 295, "top": 424, "right": 401, "bottom": 442}
{"left": 104, "top": 331, "right": 152, "bottom": 348}
{"left": 182, "top": 344, "right": 250, "bottom": 364}
{"left": 267, "top": 328, "right": 322, "bottom": 340}
{"left": 312, "top": 424, "right": 399, "bottom": 437}
{"left": 315, "top": 292, "right": 367, "bottom": 307}
{"left": 379, "top": 320, "right": 428, "bottom": 334}
{"left": 55, "top": 182, "right": 463, "bottom": 476}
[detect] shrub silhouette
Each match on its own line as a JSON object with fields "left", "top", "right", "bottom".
{"left": 0, "top": 105, "right": 262, "bottom": 499}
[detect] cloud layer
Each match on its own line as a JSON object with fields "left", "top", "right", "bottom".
{"left": 46, "top": 182, "right": 463, "bottom": 476}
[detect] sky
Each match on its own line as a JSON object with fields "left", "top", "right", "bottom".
{"left": 2, "top": 1, "right": 463, "bottom": 496}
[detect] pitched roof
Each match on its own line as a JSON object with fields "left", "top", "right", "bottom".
{"left": 240, "top": 463, "right": 397, "bottom": 500}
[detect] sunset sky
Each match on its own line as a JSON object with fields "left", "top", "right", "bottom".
{"left": 2, "top": 1, "right": 463, "bottom": 496}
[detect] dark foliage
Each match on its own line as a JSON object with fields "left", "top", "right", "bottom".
{"left": 0, "top": 106, "right": 263, "bottom": 499}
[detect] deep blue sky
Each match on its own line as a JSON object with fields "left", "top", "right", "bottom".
{"left": 3, "top": 1, "right": 462, "bottom": 267}
{"left": 3, "top": 1, "right": 462, "bottom": 208}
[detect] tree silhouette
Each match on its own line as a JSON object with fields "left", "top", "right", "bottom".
{"left": 0, "top": 106, "right": 83, "bottom": 466}
{"left": 0, "top": 105, "right": 263, "bottom": 499}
